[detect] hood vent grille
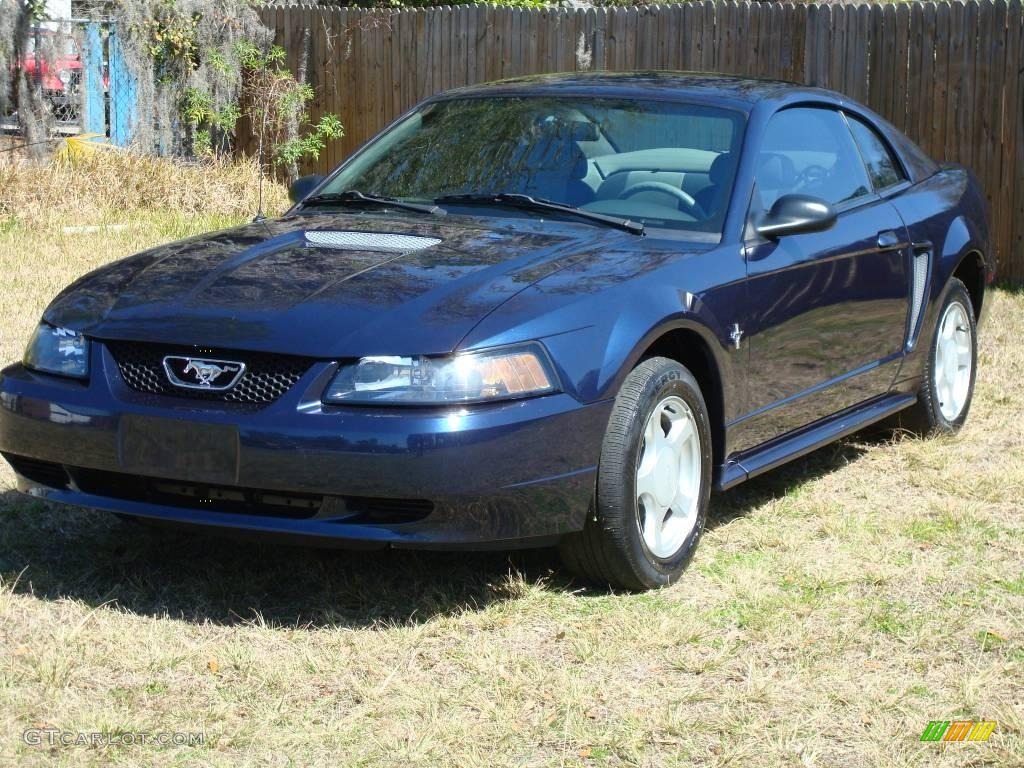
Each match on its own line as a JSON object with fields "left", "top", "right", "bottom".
{"left": 304, "top": 230, "right": 441, "bottom": 252}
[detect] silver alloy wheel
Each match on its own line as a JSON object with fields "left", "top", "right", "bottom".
{"left": 634, "top": 395, "right": 702, "bottom": 559}
{"left": 933, "top": 300, "right": 973, "bottom": 422}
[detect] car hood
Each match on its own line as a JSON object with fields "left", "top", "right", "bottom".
{"left": 43, "top": 212, "right": 620, "bottom": 357}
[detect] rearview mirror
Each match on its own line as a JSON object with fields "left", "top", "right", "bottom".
{"left": 568, "top": 120, "right": 598, "bottom": 141}
{"left": 756, "top": 194, "right": 836, "bottom": 239}
{"left": 288, "top": 174, "right": 325, "bottom": 203}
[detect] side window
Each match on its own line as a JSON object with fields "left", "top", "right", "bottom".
{"left": 756, "top": 107, "right": 872, "bottom": 210}
{"left": 845, "top": 114, "right": 907, "bottom": 191}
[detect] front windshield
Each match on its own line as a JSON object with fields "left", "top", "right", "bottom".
{"left": 317, "top": 96, "right": 745, "bottom": 234}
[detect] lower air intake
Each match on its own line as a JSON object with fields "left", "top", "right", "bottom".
{"left": 68, "top": 467, "right": 324, "bottom": 520}
{"left": 3, "top": 453, "right": 70, "bottom": 489}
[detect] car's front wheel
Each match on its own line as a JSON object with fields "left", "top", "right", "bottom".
{"left": 560, "top": 356, "right": 712, "bottom": 590}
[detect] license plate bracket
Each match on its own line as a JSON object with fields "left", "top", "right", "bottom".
{"left": 119, "top": 414, "right": 239, "bottom": 485}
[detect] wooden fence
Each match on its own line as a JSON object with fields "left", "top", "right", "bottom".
{"left": 255, "top": 1, "right": 1024, "bottom": 284}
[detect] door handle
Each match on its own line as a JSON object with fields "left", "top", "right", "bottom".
{"left": 877, "top": 230, "right": 901, "bottom": 250}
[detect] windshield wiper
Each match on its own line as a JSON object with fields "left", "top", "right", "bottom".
{"left": 435, "top": 193, "right": 644, "bottom": 235}
{"left": 302, "top": 190, "right": 442, "bottom": 215}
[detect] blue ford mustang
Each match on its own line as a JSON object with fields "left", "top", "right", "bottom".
{"left": 0, "top": 73, "right": 993, "bottom": 590}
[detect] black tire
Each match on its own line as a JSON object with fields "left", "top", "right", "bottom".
{"left": 899, "top": 277, "right": 978, "bottom": 435}
{"left": 560, "top": 357, "right": 712, "bottom": 590}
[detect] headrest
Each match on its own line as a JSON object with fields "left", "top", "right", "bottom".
{"left": 708, "top": 152, "right": 734, "bottom": 185}
{"left": 757, "top": 153, "right": 796, "bottom": 189}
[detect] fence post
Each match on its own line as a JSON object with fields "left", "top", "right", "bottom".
{"left": 82, "top": 23, "right": 106, "bottom": 135}
{"left": 107, "top": 26, "right": 138, "bottom": 146}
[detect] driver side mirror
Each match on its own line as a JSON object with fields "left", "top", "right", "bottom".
{"left": 756, "top": 194, "right": 836, "bottom": 239}
{"left": 288, "top": 174, "right": 325, "bottom": 203}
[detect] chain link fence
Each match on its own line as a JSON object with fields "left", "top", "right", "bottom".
{"left": 2, "top": 17, "right": 136, "bottom": 158}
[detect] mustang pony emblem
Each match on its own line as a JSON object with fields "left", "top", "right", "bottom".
{"left": 162, "top": 355, "right": 246, "bottom": 391}
{"left": 184, "top": 360, "right": 238, "bottom": 386}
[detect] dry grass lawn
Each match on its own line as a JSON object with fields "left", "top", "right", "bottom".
{"left": 0, "top": 157, "right": 1021, "bottom": 767}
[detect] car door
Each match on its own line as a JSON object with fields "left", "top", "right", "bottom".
{"left": 733, "top": 106, "right": 911, "bottom": 454}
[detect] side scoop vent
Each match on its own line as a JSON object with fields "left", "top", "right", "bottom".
{"left": 305, "top": 231, "right": 441, "bottom": 252}
{"left": 906, "top": 247, "right": 931, "bottom": 350}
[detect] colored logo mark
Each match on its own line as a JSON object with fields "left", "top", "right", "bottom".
{"left": 921, "top": 721, "right": 997, "bottom": 742}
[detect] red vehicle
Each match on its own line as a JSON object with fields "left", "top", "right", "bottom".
{"left": 19, "top": 29, "right": 84, "bottom": 121}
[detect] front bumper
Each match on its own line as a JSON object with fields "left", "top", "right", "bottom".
{"left": 0, "top": 345, "right": 610, "bottom": 548}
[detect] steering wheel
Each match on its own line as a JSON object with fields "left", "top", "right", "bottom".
{"left": 796, "top": 164, "right": 830, "bottom": 191}
{"left": 620, "top": 181, "right": 704, "bottom": 218}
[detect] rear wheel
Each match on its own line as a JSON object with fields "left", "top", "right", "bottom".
{"left": 900, "top": 278, "right": 977, "bottom": 435}
{"left": 559, "top": 357, "right": 712, "bottom": 590}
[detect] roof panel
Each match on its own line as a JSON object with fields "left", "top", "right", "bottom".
{"left": 439, "top": 71, "right": 817, "bottom": 109}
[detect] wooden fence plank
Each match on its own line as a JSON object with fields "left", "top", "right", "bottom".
{"left": 944, "top": 1, "right": 965, "bottom": 161}
{"left": 868, "top": 4, "right": 887, "bottom": 119}
{"left": 749, "top": 3, "right": 764, "bottom": 79}
{"left": 682, "top": 2, "right": 698, "bottom": 71}
{"left": 827, "top": 3, "right": 844, "bottom": 92}
{"left": 975, "top": 1, "right": 998, "bottom": 230}
{"left": 340, "top": 8, "right": 352, "bottom": 166}
{"left": 770, "top": 1, "right": 783, "bottom": 79}
{"left": 816, "top": 4, "right": 831, "bottom": 87}
{"left": 658, "top": 5, "right": 672, "bottom": 70}
{"left": 505, "top": 6, "right": 518, "bottom": 77}
{"left": 892, "top": 3, "right": 911, "bottom": 132}
{"left": 624, "top": 7, "right": 638, "bottom": 70}
{"left": 987, "top": 0, "right": 1008, "bottom": 273}
{"left": 788, "top": 3, "right": 805, "bottom": 82}
{"left": 566, "top": 7, "right": 576, "bottom": 71}
{"left": 1000, "top": 2, "right": 1021, "bottom": 281}
{"left": 956, "top": 0, "right": 979, "bottom": 171}
{"left": 1009, "top": 1, "right": 1024, "bottom": 282}
{"left": 909, "top": 3, "right": 932, "bottom": 154}
{"left": 700, "top": 2, "right": 716, "bottom": 72}
{"left": 932, "top": 1, "right": 951, "bottom": 156}
{"left": 718, "top": 1, "right": 734, "bottom": 74}
{"left": 739, "top": 0, "right": 751, "bottom": 75}
{"left": 530, "top": 6, "right": 540, "bottom": 76}
{"left": 474, "top": 5, "right": 487, "bottom": 84}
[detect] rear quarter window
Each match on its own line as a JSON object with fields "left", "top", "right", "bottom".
{"left": 846, "top": 114, "right": 907, "bottom": 191}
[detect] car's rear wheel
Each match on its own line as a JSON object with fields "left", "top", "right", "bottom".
{"left": 559, "top": 356, "right": 711, "bottom": 590}
{"left": 900, "top": 278, "right": 977, "bottom": 435}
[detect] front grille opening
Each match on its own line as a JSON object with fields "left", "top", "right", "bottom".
{"left": 66, "top": 467, "right": 323, "bottom": 520}
{"left": 3, "top": 453, "right": 70, "bottom": 489}
{"left": 340, "top": 496, "right": 434, "bottom": 524}
{"left": 105, "top": 341, "right": 314, "bottom": 406}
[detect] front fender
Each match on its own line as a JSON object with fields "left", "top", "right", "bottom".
{"left": 459, "top": 241, "right": 746, "bottom": 413}
{"left": 597, "top": 295, "right": 736, "bottom": 403}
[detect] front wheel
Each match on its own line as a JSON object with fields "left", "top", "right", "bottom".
{"left": 900, "top": 277, "right": 978, "bottom": 435}
{"left": 559, "top": 357, "right": 712, "bottom": 590}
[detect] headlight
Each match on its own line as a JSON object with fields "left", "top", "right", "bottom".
{"left": 58, "top": 69, "right": 72, "bottom": 86}
{"left": 23, "top": 322, "right": 89, "bottom": 379}
{"left": 323, "top": 343, "right": 558, "bottom": 405}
